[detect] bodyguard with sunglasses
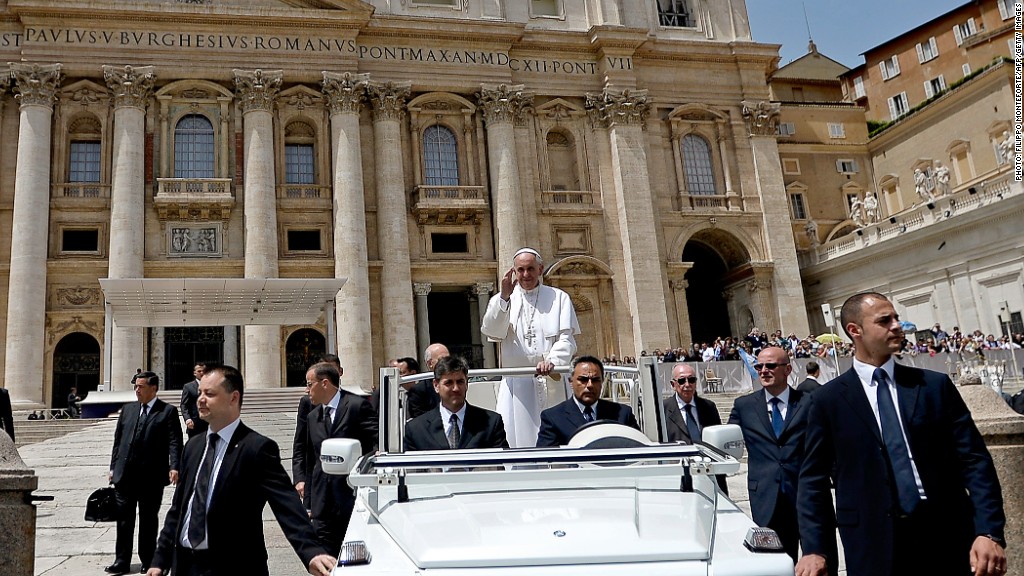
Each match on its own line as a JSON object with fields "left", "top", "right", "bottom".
{"left": 536, "top": 355, "right": 639, "bottom": 447}
{"left": 728, "top": 346, "right": 834, "bottom": 569}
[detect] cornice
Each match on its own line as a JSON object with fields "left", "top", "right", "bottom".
{"left": 587, "top": 26, "right": 650, "bottom": 52}
{"left": 362, "top": 14, "right": 524, "bottom": 45}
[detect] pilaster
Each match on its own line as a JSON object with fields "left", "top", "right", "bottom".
{"left": 473, "top": 283, "right": 497, "bottom": 368}
{"left": 413, "top": 282, "right": 432, "bottom": 359}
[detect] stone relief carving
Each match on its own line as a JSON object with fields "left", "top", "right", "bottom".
{"left": 180, "top": 88, "right": 210, "bottom": 99}
{"left": 66, "top": 87, "right": 104, "bottom": 107}
{"left": 585, "top": 88, "right": 649, "bottom": 128}
{"left": 933, "top": 162, "right": 951, "bottom": 197}
{"left": 741, "top": 100, "right": 780, "bottom": 137}
{"left": 747, "top": 278, "right": 772, "bottom": 293}
{"left": 233, "top": 69, "right": 283, "bottom": 113}
{"left": 10, "top": 63, "right": 64, "bottom": 108}
{"left": 102, "top": 65, "right": 156, "bottom": 109}
{"left": 169, "top": 226, "right": 221, "bottom": 257}
{"left": 56, "top": 287, "right": 101, "bottom": 307}
{"left": 477, "top": 84, "right": 534, "bottom": 126}
{"left": 47, "top": 316, "right": 101, "bottom": 345}
{"left": 862, "top": 192, "right": 879, "bottom": 224}
{"left": 367, "top": 80, "right": 411, "bottom": 122}
{"left": 850, "top": 196, "right": 865, "bottom": 228}
{"left": 281, "top": 91, "right": 320, "bottom": 111}
{"left": 670, "top": 279, "right": 689, "bottom": 291}
{"left": 804, "top": 219, "right": 820, "bottom": 248}
{"left": 321, "top": 71, "right": 369, "bottom": 115}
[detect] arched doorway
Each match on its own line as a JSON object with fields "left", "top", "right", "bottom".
{"left": 285, "top": 328, "right": 326, "bottom": 387}
{"left": 682, "top": 229, "right": 752, "bottom": 344}
{"left": 52, "top": 332, "right": 100, "bottom": 408}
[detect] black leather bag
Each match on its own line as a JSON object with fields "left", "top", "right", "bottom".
{"left": 85, "top": 486, "right": 118, "bottom": 522}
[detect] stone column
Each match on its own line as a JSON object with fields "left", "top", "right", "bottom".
{"left": 3, "top": 63, "right": 62, "bottom": 405}
{"left": 586, "top": 88, "right": 671, "bottom": 354}
{"left": 234, "top": 69, "right": 283, "bottom": 388}
{"left": 322, "top": 71, "right": 374, "bottom": 387}
{"left": 669, "top": 277, "right": 692, "bottom": 348}
{"left": 747, "top": 264, "right": 778, "bottom": 332}
{"left": 367, "top": 81, "right": 416, "bottom": 361}
{"left": 103, "top": 65, "right": 155, "bottom": 390}
{"left": 477, "top": 84, "right": 533, "bottom": 269}
{"left": 742, "top": 101, "right": 810, "bottom": 336}
{"left": 223, "top": 326, "right": 239, "bottom": 367}
{"left": 473, "top": 282, "right": 496, "bottom": 368}
{"left": 413, "top": 282, "right": 432, "bottom": 358}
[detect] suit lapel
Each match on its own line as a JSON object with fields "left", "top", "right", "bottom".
{"left": 428, "top": 410, "right": 449, "bottom": 449}
{"left": 564, "top": 401, "right": 585, "bottom": 429}
{"left": 837, "top": 368, "right": 883, "bottom": 444}
{"left": 665, "top": 399, "right": 686, "bottom": 437}
{"left": 752, "top": 394, "right": 776, "bottom": 440}
{"left": 893, "top": 363, "right": 921, "bottom": 425}
{"left": 210, "top": 423, "right": 247, "bottom": 507}
{"left": 780, "top": 389, "right": 803, "bottom": 436}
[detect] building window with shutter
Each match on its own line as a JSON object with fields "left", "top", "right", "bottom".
{"left": 777, "top": 122, "right": 796, "bottom": 136}
{"left": 887, "top": 92, "right": 909, "bottom": 120}
{"left": 853, "top": 76, "right": 866, "bottom": 99}
{"left": 879, "top": 55, "right": 900, "bottom": 80}
{"left": 924, "top": 76, "right": 946, "bottom": 99}
{"left": 836, "top": 159, "right": 858, "bottom": 174}
{"left": 953, "top": 18, "right": 977, "bottom": 46}
{"left": 916, "top": 37, "right": 939, "bottom": 63}
{"left": 999, "top": 0, "right": 1014, "bottom": 20}
{"left": 828, "top": 123, "right": 846, "bottom": 139}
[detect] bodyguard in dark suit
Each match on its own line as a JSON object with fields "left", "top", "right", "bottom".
{"left": 0, "top": 387, "right": 14, "bottom": 442}
{"left": 796, "top": 361, "right": 823, "bottom": 394}
{"left": 107, "top": 372, "right": 182, "bottom": 575}
{"left": 179, "top": 363, "right": 208, "bottom": 439}
{"left": 405, "top": 355, "right": 508, "bottom": 450}
{"left": 728, "top": 346, "right": 822, "bottom": 564}
{"left": 293, "top": 353, "right": 341, "bottom": 510}
{"left": 296, "top": 361, "right": 378, "bottom": 556}
{"left": 147, "top": 364, "right": 335, "bottom": 576}
{"left": 663, "top": 363, "right": 727, "bottom": 493}
{"left": 796, "top": 293, "right": 1006, "bottom": 576}
{"left": 536, "top": 355, "right": 640, "bottom": 447}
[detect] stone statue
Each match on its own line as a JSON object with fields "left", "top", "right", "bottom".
{"left": 998, "top": 130, "right": 1014, "bottom": 164}
{"left": 914, "top": 168, "right": 935, "bottom": 202}
{"left": 933, "top": 162, "right": 951, "bottom": 197}
{"left": 804, "top": 219, "right": 820, "bottom": 248}
{"left": 850, "top": 197, "right": 865, "bottom": 228}
{"left": 863, "top": 192, "right": 879, "bottom": 224}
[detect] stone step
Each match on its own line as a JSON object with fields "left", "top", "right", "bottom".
{"left": 12, "top": 418, "right": 110, "bottom": 447}
{"left": 156, "top": 387, "right": 309, "bottom": 414}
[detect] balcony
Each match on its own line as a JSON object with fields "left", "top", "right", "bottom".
{"left": 154, "top": 178, "right": 234, "bottom": 222}
{"left": 279, "top": 184, "right": 329, "bottom": 199}
{"left": 540, "top": 190, "right": 602, "bottom": 215}
{"left": 53, "top": 183, "right": 110, "bottom": 198}
{"left": 681, "top": 193, "right": 743, "bottom": 211}
{"left": 411, "top": 185, "right": 488, "bottom": 225}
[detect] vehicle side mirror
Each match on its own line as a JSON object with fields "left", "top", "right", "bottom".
{"left": 320, "top": 438, "right": 363, "bottom": 476}
{"left": 702, "top": 424, "right": 744, "bottom": 460}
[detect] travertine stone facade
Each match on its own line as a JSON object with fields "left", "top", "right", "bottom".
{"left": 0, "top": 0, "right": 810, "bottom": 405}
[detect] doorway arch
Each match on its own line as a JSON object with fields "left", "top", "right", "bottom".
{"left": 680, "top": 228, "right": 752, "bottom": 344}
{"left": 52, "top": 332, "right": 100, "bottom": 408}
{"left": 285, "top": 328, "right": 326, "bottom": 387}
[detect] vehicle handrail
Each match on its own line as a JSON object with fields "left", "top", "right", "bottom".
{"left": 398, "top": 365, "right": 639, "bottom": 386}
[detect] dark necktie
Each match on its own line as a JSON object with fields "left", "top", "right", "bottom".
{"left": 769, "top": 397, "right": 784, "bottom": 438}
{"left": 188, "top": 434, "right": 219, "bottom": 548}
{"left": 583, "top": 405, "right": 595, "bottom": 422}
{"left": 322, "top": 405, "right": 333, "bottom": 435}
{"left": 873, "top": 368, "right": 921, "bottom": 514}
{"left": 129, "top": 404, "right": 150, "bottom": 459}
{"left": 447, "top": 414, "right": 460, "bottom": 449}
{"left": 683, "top": 403, "right": 702, "bottom": 442}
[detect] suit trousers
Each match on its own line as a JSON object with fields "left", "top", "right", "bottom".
{"left": 892, "top": 500, "right": 971, "bottom": 575}
{"left": 312, "top": 516, "right": 346, "bottom": 557}
{"left": 114, "top": 483, "right": 165, "bottom": 568}
{"left": 768, "top": 491, "right": 799, "bottom": 562}
{"left": 174, "top": 547, "right": 215, "bottom": 576}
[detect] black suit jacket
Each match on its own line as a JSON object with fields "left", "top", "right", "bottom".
{"left": 295, "top": 391, "right": 378, "bottom": 521}
{"left": 151, "top": 422, "right": 326, "bottom": 576}
{"left": 404, "top": 404, "right": 509, "bottom": 450}
{"left": 536, "top": 398, "right": 640, "bottom": 447}
{"left": 0, "top": 388, "right": 14, "bottom": 442}
{"left": 110, "top": 399, "right": 183, "bottom": 488}
{"left": 291, "top": 394, "right": 315, "bottom": 508}
{"left": 796, "top": 377, "right": 822, "bottom": 393}
{"left": 179, "top": 380, "right": 209, "bottom": 435}
{"left": 663, "top": 394, "right": 721, "bottom": 443}
{"left": 405, "top": 379, "right": 439, "bottom": 419}
{"left": 798, "top": 365, "right": 1005, "bottom": 576}
{"left": 727, "top": 387, "right": 808, "bottom": 527}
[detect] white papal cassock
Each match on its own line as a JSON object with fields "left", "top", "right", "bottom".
{"left": 481, "top": 282, "right": 580, "bottom": 447}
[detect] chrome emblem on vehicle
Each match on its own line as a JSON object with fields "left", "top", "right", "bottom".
{"left": 553, "top": 530, "right": 566, "bottom": 537}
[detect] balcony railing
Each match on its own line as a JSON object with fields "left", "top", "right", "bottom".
{"left": 156, "top": 178, "right": 232, "bottom": 196}
{"left": 279, "top": 184, "right": 328, "bottom": 199}
{"left": 542, "top": 190, "right": 596, "bottom": 206}
{"left": 154, "top": 178, "right": 235, "bottom": 222}
{"left": 411, "top": 185, "right": 488, "bottom": 224}
{"left": 53, "top": 183, "right": 110, "bottom": 198}
{"left": 682, "top": 193, "right": 743, "bottom": 211}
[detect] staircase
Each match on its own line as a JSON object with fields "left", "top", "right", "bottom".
{"left": 156, "top": 386, "right": 308, "bottom": 413}
{"left": 11, "top": 417, "right": 111, "bottom": 447}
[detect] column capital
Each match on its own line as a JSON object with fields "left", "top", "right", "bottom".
{"left": 477, "top": 83, "right": 533, "bottom": 126}
{"left": 741, "top": 100, "right": 780, "bottom": 137}
{"left": 233, "top": 69, "right": 283, "bottom": 114}
{"left": 413, "top": 282, "right": 432, "bottom": 297}
{"left": 585, "top": 88, "right": 649, "bottom": 129}
{"left": 721, "top": 288, "right": 734, "bottom": 301}
{"left": 9, "top": 62, "right": 63, "bottom": 109}
{"left": 473, "top": 282, "right": 495, "bottom": 296}
{"left": 321, "top": 71, "right": 369, "bottom": 116}
{"left": 367, "top": 80, "right": 411, "bottom": 122}
{"left": 103, "top": 65, "right": 156, "bottom": 110}
{"left": 669, "top": 279, "right": 689, "bottom": 292}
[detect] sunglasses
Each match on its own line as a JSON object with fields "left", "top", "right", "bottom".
{"left": 673, "top": 376, "right": 698, "bottom": 384}
{"left": 753, "top": 362, "right": 789, "bottom": 371}
{"left": 575, "top": 376, "right": 603, "bottom": 384}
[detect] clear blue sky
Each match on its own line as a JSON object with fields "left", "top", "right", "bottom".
{"left": 747, "top": 0, "right": 969, "bottom": 69}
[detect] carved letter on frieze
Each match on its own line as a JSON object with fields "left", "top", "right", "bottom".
{"left": 741, "top": 100, "right": 781, "bottom": 137}
{"left": 367, "top": 81, "right": 411, "bottom": 122}
{"left": 233, "top": 69, "right": 283, "bottom": 113}
{"left": 322, "top": 72, "right": 369, "bottom": 115}
{"left": 103, "top": 65, "right": 156, "bottom": 110}
{"left": 10, "top": 63, "right": 63, "bottom": 109}
{"left": 585, "top": 88, "right": 649, "bottom": 129}
{"left": 477, "top": 84, "right": 534, "bottom": 126}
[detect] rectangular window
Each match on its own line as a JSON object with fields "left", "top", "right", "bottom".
{"left": 789, "top": 193, "right": 807, "bottom": 220}
{"left": 69, "top": 141, "right": 101, "bottom": 183}
{"left": 777, "top": 122, "right": 796, "bottom": 136}
{"left": 887, "top": 92, "right": 910, "bottom": 120}
{"left": 62, "top": 229, "right": 99, "bottom": 252}
{"left": 658, "top": 0, "right": 694, "bottom": 28}
{"left": 836, "top": 159, "right": 858, "bottom": 174}
{"left": 953, "top": 18, "right": 977, "bottom": 46}
{"left": 430, "top": 233, "right": 469, "bottom": 253}
{"left": 924, "top": 75, "right": 946, "bottom": 99}
{"left": 963, "top": 63, "right": 972, "bottom": 77}
{"left": 1001, "top": 311, "right": 1024, "bottom": 337}
{"left": 286, "top": 230, "right": 321, "bottom": 252}
{"left": 853, "top": 76, "right": 866, "bottom": 99}
{"left": 879, "top": 55, "right": 900, "bottom": 80}
{"left": 531, "top": 0, "right": 561, "bottom": 17}
{"left": 782, "top": 158, "right": 801, "bottom": 175}
{"left": 828, "top": 123, "right": 846, "bottom": 139}
{"left": 999, "top": 0, "right": 1013, "bottom": 20}
{"left": 285, "top": 144, "right": 315, "bottom": 185}
{"left": 916, "top": 37, "right": 939, "bottom": 63}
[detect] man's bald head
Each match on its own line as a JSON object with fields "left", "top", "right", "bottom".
{"left": 423, "top": 343, "right": 450, "bottom": 370}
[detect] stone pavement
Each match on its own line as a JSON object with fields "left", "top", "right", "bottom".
{"left": 19, "top": 411, "right": 848, "bottom": 576}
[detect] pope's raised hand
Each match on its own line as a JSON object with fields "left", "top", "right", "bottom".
{"left": 499, "top": 267, "right": 516, "bottom": 301}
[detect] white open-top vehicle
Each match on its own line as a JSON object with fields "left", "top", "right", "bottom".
{"left": 321, "top": 356, "right": 792, "bottom": 575}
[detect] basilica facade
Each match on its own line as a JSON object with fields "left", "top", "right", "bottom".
{"left": 0, "top": 0, "right": 808, "bottom": 407}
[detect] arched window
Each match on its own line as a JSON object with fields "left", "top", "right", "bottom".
{"left": 422, "top": 125, "right": 459, "bottom": 186}
{"left": 682, "top": 134, "right": 717, "bottom": 195}
{"left": 174, "top": 114, "right": 215, "bottom": 178}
